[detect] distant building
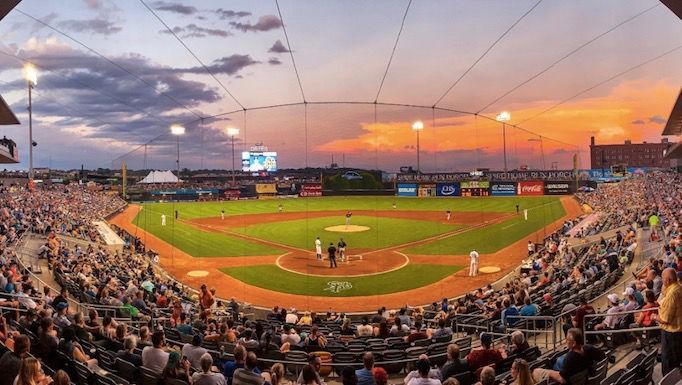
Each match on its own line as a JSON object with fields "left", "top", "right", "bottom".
{"left": 590, "top": 136, "right": 675, "bottom": 169}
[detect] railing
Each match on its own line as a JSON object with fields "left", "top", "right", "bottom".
{"left": 582, "top": 307, "right": 661, "bottom": 341}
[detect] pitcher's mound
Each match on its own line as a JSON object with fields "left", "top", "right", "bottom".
{"left": 325, "top": 225, "right": 370, "bottom": 233}
{"left": 479, "top": 266, "right": 501, "bottom": 274}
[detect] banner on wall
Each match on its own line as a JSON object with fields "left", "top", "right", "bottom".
{"left": 461, "top": 180, "right": 490, "bottom": 197}
{"left": 544, "top": 181, "right": 573, "bottom": 195}
{"left": 435, "top": 182, "right": 460, "bottom": 197}
{"left": 490, "top": 181, "right": 517, "bottom": 196}
{"left": 300, "top": 183, "right": 322, "bottom": 197}
{"left": 397, "top": 183, "right": 417, "bottom": 197}
{"left": 418, "top": 184, "right": 436, "bottom": 197}
{"left": 517, "top": 181, "right": 544, "bottom": 196}
{"left": 255, "top": 183, "right": 277, "bottom": 194}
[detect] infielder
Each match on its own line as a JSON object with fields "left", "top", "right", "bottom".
{"left": 446, "top": 210, "right": 451, "bottom": 221}
{"left": 221, "top": 209, "right": 225, "bottom": 220}
{"left": 338, "top": 238, "right": 347, "bottom": 262}
{"left": 315, "top": 237, "right": 322, "bottom": 261}
{"left": 161, "top": 214, "right": 166, "bottom": 226}
{"left": 469, "top": 249, "right": 479, "bottom": 277}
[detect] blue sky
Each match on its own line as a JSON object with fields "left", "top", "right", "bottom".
{"left": 0, "top": 0, "right": 680, "bottom": 172}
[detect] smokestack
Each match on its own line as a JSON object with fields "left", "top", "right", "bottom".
{"left": 590, "top": 136, "right": 595, "bottom": 146}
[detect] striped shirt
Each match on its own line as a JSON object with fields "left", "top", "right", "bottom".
{"left": 659, "top": 282, "right": 682, "bottom": 333}
{"left": 233, "top": 368, "right": 264, "bottom": 385}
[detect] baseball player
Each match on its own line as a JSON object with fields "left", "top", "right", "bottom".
{"left": 345, "top": 211, "right": 352, "bottom": 226}
{"left": 315, "top": 237, "right": 322, "bottom": 261}
{"left": 338, "top": 238, "right": 347, "bottom": 262}
{"left": 327, "top": 242, "right": 337, "bottom": 268}
{"left": 524, "top": 208, "right": 528, "bottom": 221}
{"left": 221, "top": 209, "right": 225, "bottom": 220}
{"left": 446, "top": 210, "right": 451, "bottom": 221}
{"left": 469, "top": 249, "right": 479, "bottom": 277}
{"left": 161, "top": 214, "right": 166, "bottom": 226}
{"left": 392, "top": 202, "right": 397, "bottom": 210}
{"left": 278, "top": 204, "right": 283, "bottom": 213}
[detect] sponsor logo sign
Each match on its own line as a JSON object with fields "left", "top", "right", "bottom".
{"left": 299, "top": 183, "right": 322, "bottom": 197}
{"left": 418, "top": 184, "right": 436, "bottom": 197}
{"left": 397, "top": 183, "right": 417, "bottom": 197}
{"left": 436, "top": 183, "right": 460, "bottom": 197}
{"left": 461, "top": 180, "right": 490, "bottom": 189}
{"left": 544, "top": 181, "right": 572, "bottom": 195}
{"left": 324, "top": 281, "right": 352, "bottom": 293}
{"left": 517, "top": 181, "right": 544, "bottom": 196}
{"left": 490, "top": 181, "right": 517, "bottom": 196}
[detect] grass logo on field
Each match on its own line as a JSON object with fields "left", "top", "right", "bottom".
{"left": 324, "top": 281, "right": 352, "bottom": 293}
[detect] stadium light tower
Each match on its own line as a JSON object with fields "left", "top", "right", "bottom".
{"left": 412, "top": 120, "right": 424, "bottom": 173}
{"left": 226, "top": 127, "right": 239, "bottom": 186}
{"left": 24, "top": 64, "right": 38, "bottom": 182}
{"left": 170, "top": 124, "right": 185, "bottom": 182}
{"left": 496, "top": 111, "right": 511, "bottom": 174}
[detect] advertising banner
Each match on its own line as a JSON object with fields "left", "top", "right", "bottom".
{"left": 397, "top": 183, "right": 417, "bottom": 197}
{"left": 461, "top": 180, "right": 490, "bottom": 197}
{"left": 544, "top": 181, "right": 573, "bottom": 195}
{"left": 435, "top": 182, "right": 460, "bottom": 197}
{"left": 255, "top": 183, "right": 277, "bottom": 194}
{"left": 490, "top": 181, "right": 517, "bottom": 196}
{"left": 418, "top": 184, "right": 436, "bottom": 197}
{"left": 300, "top": 183, "right": 323, "bottom": 197}
{"left": 460, "top": 180, "right": 490, "bottom": 189}
{"left": 517, "top": 181, "right": 544, "bottom": 196}
{"left": 223, "top": 190, "right": 241, "bottom": 200}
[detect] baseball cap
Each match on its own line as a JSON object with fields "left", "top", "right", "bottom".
{"left": 56, "top": 302, "right": 68, "bottom": 311}
{"left": 622, "top": 287, "right": 635, "bottom": 296}
{"left": 607, "top": 294, "right": 619, "bottom": 304}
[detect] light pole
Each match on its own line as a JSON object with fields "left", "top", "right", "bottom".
{"left": 24, "top": 64, "right": 38, "bottom": 182}
{"left": 170, "top": 124, "right": 185, "bottom": 182}
{"left": 412, "top": 121, "right": 424, "bottom": 173}
{"left": 496, "top": 111, "right": 511, "bottom": 173}
{"left": 226, "top": 127, "right": 239, "bottom": 186}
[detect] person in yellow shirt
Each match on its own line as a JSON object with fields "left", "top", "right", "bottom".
{"left": 654, "top": 268, "right": 682, "bottom": 375}
{"left": 298, "top": 311, "right": 313, "bottom": 326}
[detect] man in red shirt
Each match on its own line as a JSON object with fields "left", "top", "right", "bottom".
{"left": 465, "top": 333, "right": 506, "bottom": 371}
{"left": 199, "top": 284, "right": 214, "bottom": 312}
{"left": 572, "top": 296, "right": 595, "bottom": 330}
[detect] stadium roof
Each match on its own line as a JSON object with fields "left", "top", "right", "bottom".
{"left": 662, "top": 87, "right": 682, "bottom": 137}
{"left": 0, "top": 0, "right": 21, "bottom": 126}
{"left": 660, "top": 0, "right": 682, "bottom": 20}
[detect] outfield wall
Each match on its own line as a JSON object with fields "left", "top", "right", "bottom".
{"left": 397, "top": 180, "right": 577, "bottom": 197}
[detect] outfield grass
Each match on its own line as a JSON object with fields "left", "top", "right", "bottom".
{"left": 405, "top": 198, "right": 565, "bottom": 254}
{"left": 133, "top": 207, "right": 283, "bottom": 257}
{"left": 232, "top": 215, "right": 461, "bottom": 250}
{"left": 135, "top": 196, "right": 559, "bottom": 219}
{"left": 220, "top": 264, "right": 464, "bottom": 296}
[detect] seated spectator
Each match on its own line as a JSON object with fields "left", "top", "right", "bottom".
{"left": 162, "top": 351, "right": 192, "bottom": 384}
{"left": 632, "top": 289, "right": 659, "bottom": 349}
{"left": 465, "top": 333, "right": 506, "bottom": 371}
{"left": 14, "top": 357, "right": 52, "bottom": 385}
{"left": 500, "top": 299, "right": 520, "bottom": 331}
{"left": 431, "top": 319, "right": 453, "bottom": 339}
{"left": 280, "top": 324, "right": 301, "bottom": 346}
{"left": 594, "top": 294, "right": 623, "bottom": 344}
{"left": 407, "top": 358, "right": 441, "bottom": 385}
{"left": 355, "top": 352, "right": 374, "bottom": 385}
{"left": 300, "top": 365, "right": 321, "bottom": 385}
{"left": 372, "top": 367, "right": 387, "bottom": 385}
{"left": 297, "top": 355, "right": 323, "bottom": 385}
{"left": 404, "top": 354, "right": 441, "bottom": 384}
{"left": 193, "top": 353, "right": 226, "bottom": 385}
{"left": 375, "top": 321, "right": 390, "bottom": 339}
{"left": 37, "top": 317, "right": 58, "bottom": 358}
{"left": 532, "top": 328, "right": 604, "bottom": 384}
{"left": 181, "top": 333, "right": 207, "bottom": 370}
{"left": 304, "top": 326, "right": 327, "bottom": 348}
{"left": 509, "top": 331, "right": 530, "bottom": 356}
{"left": 142, "top": 330, "right": 169, "bottom": 374}
{"left": 0, "top": 335, "right": 30, "bottom": 385}
{"left": 177, "top": 312, "right": 194, "bottom": 335}
{"left": 58, "top": 327, "right": 98, "bottom": 369}
{"left": 406, "top": 321, "right": 429, "bottom": 344}
{"left": 52, "top": 370, "right": 71, "bottom": 385}
{"left": 298, "top": 311, "right": 312, "bottom": 326}
{"left": 340, "top": 319, "right": 355, "bottom": 336}
{"left": 390, "top": 317, "right": 410, "bottom": 337}
{"left": 223, "top": 344, "right": 247, "bottom": 380}
{"left": 509, "top": 359, "right": 533, "bottom": 385}
{"left": 519, "top": 297, "right": 538, "bottom": 317}
{"left": 53, "top": 302, "right": 71, "bottom": 329}
{"left": 117, "top": 335, "right": 143, "bottom": 367}
{"left": 357, "top": 317, "right": 373, "bottom": 337}
{"left": 440, "top": 344, "right": 468, "bottom": 379}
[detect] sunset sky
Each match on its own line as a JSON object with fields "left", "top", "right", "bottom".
{"left": 0, "top": 0, "right": 680, "bottom": 172}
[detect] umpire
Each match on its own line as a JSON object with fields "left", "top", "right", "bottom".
{"left": 327, "top": 242, "right": 337, "bottom": 268}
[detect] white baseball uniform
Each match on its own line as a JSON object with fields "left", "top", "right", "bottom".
{"left": 315, "top": 239, "right": 322, "bottom": 260}
{"left": 469, "top": 250, "right": 479, "bottom": 277}
{"left": 161, "top": 214, "right": 166, "bottom": 226}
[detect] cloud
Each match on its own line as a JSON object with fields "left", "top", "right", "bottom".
{"left": 648, "top": 115, "right": 666, "bottom": 124}
{"left": 631, "top": 119, "right": 645, "bottom": 125}
{"left": 268, "top": 57, "right": 282, "bottom": 65}
{"left": 215, "top": 8, "right": 251, "bottom": 19}
{"left": 152, "top": 1, "right": 197, "bottom": 15}
{"left": 58, "top": 18, "right": 122, "bottom": 35}
{"left": 182, "top": 55, "right": 259, "bottom": 75}
{"left": 230, "top": 15, "right": 282, "bottom": 32}
{"left": 268, "top": 39, "right": 290, "bottom": 54}
{"left": 161, "top": 24, "right": 231, "bottom": 38}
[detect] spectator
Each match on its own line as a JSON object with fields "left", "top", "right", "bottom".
{"left": 193, "top": 353, "right": 226, "bottom": 385}
{"left": 355, "top": 352, "right": 375, "bottom": 385}
{"left": 58, "top": 327, "right": 97, "bottom": 369}
{"left": 407, "top": 358, "right": 441, "bottom": 385}
{"left": 14, "top": 357, "right": 52, "bottom": 385}
{"left": 631, "top": 289, "right": 659, "bottom": 349}
{"left": 223, "top": 344, "right": 248, "bottom": 380}
{"left": 301, "top": 366, "right": 320, "bottom": 385}
{"left": 357, "top": 317, "right": 373, "bottom": 337}
{"left": 500, "top": 299, "right": 520, "bottom": 330}
{"left": 406, "top": 321, "right": 429, "bottom": 344}
{"left": 404, "top": 355, "right": 441, "bottom": 384}
{"left": 269, "top": 363, "right": 285, "bottom": 385}
{"left": 432, "top": 319, "right": 452, "bottom": 339}
{"left": 52, "top": 370, "right": 70, "bottom": 385}
{"left": 465, "top": 333, "right": 506, "bottom": 371}
{"left": 509, "top": 359, "right": 534, "bottom": 385}
{"left": 117, "top": 335, "right": 142, "bottom": 367}
{"left": 52, "top": 303, "right": 71, "bottom": 329}
{"left": 593, "top": 294, "right": 623, "bottom": 344}
{"left": 342, "top": 366, "right": 358, "bottom": 385}
{"left": 280, "top": 324, "right": 301, "bottom": 346}
{"left": 297, "top": 355, "right": 323, "bottom": 385}
{"left": 162, "top": 351, "right": 191, "bottom": 384}
{"left": 510, "top": 331, "right": 530, "bottom": 356}
{"left": 532, "top": 328, "right": 604, "bottom": 384}
{"left": 519, "top": 297, "right": 538, "bottom": 317}
{"left": 440, "top": 344, "right": 468, "bottom": 379}
{"left": 475, "top": 366, "right": 495, "bottom": 385}
{"left": 372, "top": 367, "right": 388, "bottom": 385}
{"left": 182, "top": 333, "right": 208, "bottom": 370}
{"left": 141, "top": 330, "right": 169, "bottom": 374}
{"left": 0, "top": 335, "right": 30, "bottom": 385}
{"left": 654, "top": 268, "right": 682, "bottom": 375}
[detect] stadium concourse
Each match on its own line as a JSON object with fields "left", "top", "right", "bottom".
{"left": 0, "top": 173, "right": 679, "bottom": 385}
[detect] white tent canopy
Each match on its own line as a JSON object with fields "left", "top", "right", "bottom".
{"left": 138, "top": 170, "right": 181, "bottom": 184}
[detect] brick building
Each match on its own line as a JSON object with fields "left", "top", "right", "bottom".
{"left": 589, "top": 136, "right": 675, "bottom": 169}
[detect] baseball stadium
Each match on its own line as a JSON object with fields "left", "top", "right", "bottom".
{"left": 0, "top": 1, "right": 681, "bottom": 385}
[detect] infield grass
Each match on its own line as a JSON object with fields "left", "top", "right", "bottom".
{"left": 219, "top": 264, "right": 464, "bottom": 296}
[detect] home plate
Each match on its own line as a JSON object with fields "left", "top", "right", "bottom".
{"left": 187, "top": 270, "right": 209, "bottom": 277}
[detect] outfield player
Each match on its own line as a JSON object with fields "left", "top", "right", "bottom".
{"left": 524, "top": 208, "right": 528, "bottom": 221}
{"left": 469, "top": 249, "right": 479, "bottom": 277}
{"left": 161, "top": 214, "right": 166, "bottom": 226}
{"left": 278, "top": 204, "right": 283, "bottom": 213}
{"left": 221, "top": 209, "right": 225, "bottom": 220}
{"left": 338, "top": 238, "right": 347, "bottom": 262}
{"left": 315, "top": 237, "right": 322, "bottom": 261}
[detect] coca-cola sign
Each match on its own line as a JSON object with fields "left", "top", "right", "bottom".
{"left": 517, "top": 181, "right": 544, "bottom": 196}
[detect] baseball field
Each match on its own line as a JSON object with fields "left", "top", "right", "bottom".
{"left": 110, "top": 195, "right": 581, "bottom": 311}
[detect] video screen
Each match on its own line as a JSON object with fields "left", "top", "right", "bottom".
{"left": 242, "top": 151, "right": 278, "bottom": 172}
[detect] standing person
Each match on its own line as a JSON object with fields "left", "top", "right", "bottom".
{"left": 523, "top": 209, "right": 528, "bottom": 221}
{"left": 469, "top": 250, "right": 479, "bottom": 277}
{"left": 653, "top": 268, "right": 682, "bottom": 375}
{"left": 315, "top": 237, "right": 323, "bottom": 261}
{"left": 161, "top": 214, "right": 166, "bottom": 226}
{"left": 446, "top": 210, "right": 451, "bottom": 221}
{"left": 345, "top": 211, "right": 353, "bottom": 227}
{"left": 392, "top": 202, "right": 397, "bottom": 210}
{"left": 338, "top": 238, "right": 347, "bottom": 262}
{"left": 328, "top": 243, "right": 337, "bottom": 268}
{"left": 515, "top": 204, "right": 520, "bottom": 214}
{"left": 175, "top": 210, "right": 178, "bottom": 219}
{"left": 527, "top": 241, "right": 535, "bottom": 257}
{"left": 221, "top": 209, "right": 225, "bottom": 220}
{"left": 278, "top": 204, "right": 283, "bottom": 213}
